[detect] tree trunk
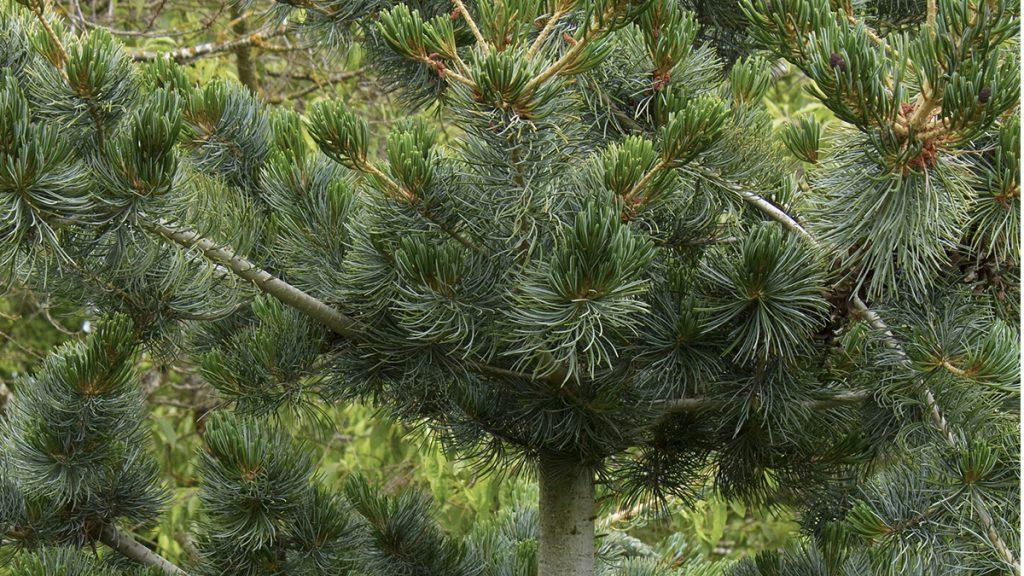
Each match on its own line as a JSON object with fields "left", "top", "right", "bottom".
{"left": 537, "top": 455, "right": 595, "bottom": 576}
{"left": 230, "top": 4, "right": 259, "bottom": 94}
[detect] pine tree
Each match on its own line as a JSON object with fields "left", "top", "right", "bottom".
{"left": 0, "top": 0, "right": 1019, "bottom": 575}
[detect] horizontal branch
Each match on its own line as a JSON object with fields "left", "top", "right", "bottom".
{"left": 683, "top": 165, "right": 815, "bottom": 241}
{"left": 131, "top": 27, "right": 285, "bottom": 62}
{"left": 659, "top": 389, "right": 871, "bottom": 415}
{"left": 100, "top": 524, "right": 186, "bottom": 575}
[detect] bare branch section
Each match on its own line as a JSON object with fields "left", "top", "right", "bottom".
{"left": 451, "top": 0, "right": 487, "bottom": 49}
{"left": 99, "top": 524, "right": 187, "bottom": 576}
{"left": 659, "top": 390, "right": 870, "bottom": 415}
{"left": 527, "top": 4, "right": 569, "bottom": 59}
{"left": 27, "top": 0, "right": 69, "bottom": 67}
{"left": 131, "top": 27, "right": 285, "bottom": 62}
{"left": 142, "top": 220, "right": 364, "bottom": 339}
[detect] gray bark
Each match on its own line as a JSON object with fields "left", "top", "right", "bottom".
{"left": 538, "top": 455, "right": 595, "bottom": 576}
{"left": 100, "top": 524, "right": 186, "bottom": 575}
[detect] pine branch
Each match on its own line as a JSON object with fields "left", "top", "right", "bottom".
{"left": 522, "top": 4, "right": 616, "bottom": 95}
{"left": 926, "top": 0, "right": 937, "bottom": 37}
{"left": 99, "top": 524, "right": 187, "bottom": 575}
{"left": 141, "top": 221, "right": 554, "bottom": 387}
{"left": 699, "top": 163, "right": 1018, "bottom": 572}
{"left": 849, "top": 297, "right": 1021, "bottom": 574}
{"left": 130, "top": 27, "right": 286, "bottom": 62}
{"left": 622, "top": 158, "right": 669, "bottom": 204}
{"left": 27, "top": 0, "right": 69, "bottom": 67}
{"left": 356, "top": 161, "right": 485, "bottom": 252}
{"left": 841, "top": 5, "right": 897, "bottom": 57}
{"left": 681, "top": 166, "right": 814, "bottom": 240}
{"left": 659, "top": 390, "right": 870, "bottom": 415}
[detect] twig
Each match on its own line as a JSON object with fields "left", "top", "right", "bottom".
{"left": 40, "top": 305, "right": 77, "bottom": 335}
{"left": 357, "top": 161, "right": 484, "bottom": 252}
{"left": 622, "top": 159, "right": 669, "bottom": 204}
{"left": 451, "top": 0, "right": 487, "bottom": 50}
{"left": 926, "top": 0, "right": 937, "bottom": 37}
{"left": 522, "top": 4, "right": 616, "bottom": 95}
{"left": 842, "top": 7, "right": 897, "bottom": 57}
{"left": 63, "top": 11, "right": 224, "bottom": 38}
{"left": 682, "top": 165, "right": 814, "bottom": 241}
{"left": 267, "top": 69, "right": 363, "bottom": 104}
{"left": 0, "top": 328, "right": 46, "bottom": 361}
{"left": 527, "top": 5, "right": 568, "bottom": 59}
{"left": 413, "top": 53, "right": 476, "bottom": 88}
{"left": 29, "top": 0, "right": 69, "bottom": 67}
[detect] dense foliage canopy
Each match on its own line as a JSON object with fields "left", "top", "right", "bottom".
{"left": 0, "top": 0, "right": 1019, "bottom": 574}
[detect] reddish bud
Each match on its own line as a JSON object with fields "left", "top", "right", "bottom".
{"left": 829, "top": 52, "right": 847, "bottom": 72}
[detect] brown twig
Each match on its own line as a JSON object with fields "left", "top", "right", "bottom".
{"left": 266, "top": 69, "right": 363, "bottom": 104}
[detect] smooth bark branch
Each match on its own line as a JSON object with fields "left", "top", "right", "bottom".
{"left": 656, "top": 390, "right": 870, "bottom": 424}
{"left": 538, "top": 455, "right": 595, "bottom": 576}
{"left": 142, "top": 220, "right": 364, "bottom": 339}
{"left": 131, "top": 28, "right": 285, "bottom": 62}
{"left": 100, "top": 524, "right": 187, "bottom": 575}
